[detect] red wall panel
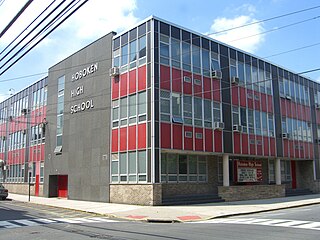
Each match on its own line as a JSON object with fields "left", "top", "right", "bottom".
{"left": 249, "top": 135, "right": 256, "bottom": 155}
{"left": 184, "top": 126, "right": 193, "bottom": 150}
{"left": 112, "top": 77, "right": 120, "bottom": 99}
{"left": 214, "top": 130, "right": 222, "bottom": 152}
{"left": 112, "top": 129, "right": 119, "bottom": 152}
{"left": 119, "top": 127, "right": 127, "bottom": 151}
{"left": 297, "top": 105, "right": 302, "bottom": 121}
{"left": 256, "top": 135, "right": 262, "bottom": 155}
{"left": 138, "top": 123, "right": 146, "bottom": 149}
{"left": 193, "top": 74, "right": 202, "bottom": 98}
{"left": 160, "top": 65, "right": 170, "bottom": 90}
{"left": 161, "top": 123, "right": 171, "bottom": 149}
{"left": 128, "top": 125, "right": 136, "bottom": 150}
{"left": 286, "top": 100, "right": 292, "bottom": 118}
{"left": 129, "top": 69, "right": 136, "bottom": 94}
{"left": 173, "top": 124, "right": 182, "bottom": 149}
{"left": 194, "top": 127, "right": 203, "bottom": 151}
{"left": 309, "top": 143, "right": 314, "bottom": 159}
{"left": 205, "top": 129, "right": 213, "bottom": 152}
{"left": 203, "top": 77, "right": 211, "bottom": 99}
{"left": 280, "top": 98, "right": 286, "bottom": 116}
{"left": 231, "top": 86, "right": 239, "bottom": 106}
{"left": 247, "top": 89, "right": 254, "bottom": 109}
{"left": 267, "top": 95, "right": 273, "bottom": 113}
{"left": 263, "top": 136, "right": 269, "bottom": 157}
{"left": 261, "top": 93, "right": 267, "bottom": 112}
{"left": 172, "top": 68, "right": 181, "bottom": 93}
{"left": 233, "top": 133, "right": 241, "bottom": 154}
{"left": 283, "top": 139, "right": 289, "bottom": 157}
{"left": 212, "top": 79, "right": 220, "bottom": 101}
{"left": 289, "top": 140, "right": 294, "bottom": 158}
{"left": 270, "top": 138, "right": 276, "bottom": 156}
{"left": 138, "top": 65, "right": 147, "bottom": 91}
{"left": 120, "top": 73, "right": 128, "bottom": 98}
{"left": 183, "top": 71, "right": 192, "bottom": 95}
{"left": 241, "top": 133, "right": 249, "bottom": 155}
{"left": 239, "top": 87, "right": 246, "bottom": 107}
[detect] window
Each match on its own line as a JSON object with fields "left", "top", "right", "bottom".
{"left": 268, "top": 114, "right": 274, "bottom": 137}
{"left": 193, "top": 97, "right": 202, "bottom": 126}
{"left": 255, "top": 110, "right": 261, "bottom": 135}
{"left": 120, "top": 152, "right": 127, "bottom": 182}
{"left": 232, "top": 106, "right": 239, "bottom": 125}
{"left": 120, "top": 97, "right": 127, "bottom": 126}
{"left": 138, "top": 35, "right": 146, "bottom": 60}
{"left": 211, "top": 52, "right": 220, "bottom": 71}
{"left": 202, "top": 49, "right": 210, "bottom": 77}
{"left": 281, "top": 160, "right": 291, "bottom": 182}
{"left": 284, "top": 78, "right": 290, "bottom": 96}
{"left": 56, "top": 76, "right": 65, "bottom": 149}
{"left": 229, "top": 59, "right": 237, "bottom": 78}
{"left": 262, "top": 112, "right": 268, "bottom": 136}
{"left": 269, "top": 160, "right": 275, "bottom": 183}
{"left": 195, "top": 132, "right": 203, "bottom": 139}
{"left": 112, "top": 100, "right": 119, "bottom": 127}
{"left": 138, "top": 91, "right": 147, "bottom": 122}
{"left": 182, "top": 42, "right": 191, "bottom": 71}
{"left": 128, "top": 152, "right": 136, "bottom": 182}
{"left": 111, "top": 153, "right": 119, "bottom": 182}
{"left": 282, "top": 117, "right": 287, "bottom": 134}
{"left": 192, "top": 45, "right": 201, "bottom": 74}
{"left": 121, "top": 44, "right": 128, "bottom": 66}
{"left": 194, "top": 78, "right": 201, "bottom": 85}
{"left": 172, "top": 93, "right": 182, "bottom": 118}
{"left": 279, "top": 78, "right": 284, "bottom": 97}
{"left": 171, "top": 38, "right": 180, "bottom": 68}
{"left": 213, "top": 102, "right": 221, "bottom": 122}
{"left": 204, "top": 100, "right": 212, "bottom": 128}
{"left": 161, "top": 154, "right": 208, "bottom": 183}
{"left": 248, "top": 109, "right": 254, "bottom": 134}
{"left": 40, "top": 162, "right": 44, "bottom": 183}
{"left": 252, "top": 66, "right": 259, "bottom": 92}
{"left": 160, "top": 34, "right": 169, "bottom": 65}
{"left": 238, "top": 61, "right": 245, "bottom": 85}
{"left": 129, "top": 40, "right": 137, "bottom": 69}
{"left": 128, "top": 95, "right": 136, "bottom": 124}
{"left": 160, "top": 90, "right": 170, "bottom": 122}
{"left": 240, "top": 108, "right": 247, "bottom": 133}
{"left": 245, "top": 64, "right": 252, "bottom": 90}
{"left": 138, "top": 150, "right": 147, "bottom": 181}
{"left": 183, "top": 95, "right": 192, "bottom": 125}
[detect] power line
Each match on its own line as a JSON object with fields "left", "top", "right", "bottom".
{"left": 299, "top": 68, "right": 320, "bottom": 74}
{"left": 0, "top": 0, "right": 34, "bottom": 38}
{"left": 207, "top": 4, "right": 320, "bottom": 35}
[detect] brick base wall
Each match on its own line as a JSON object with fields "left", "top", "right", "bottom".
{"left": 110, "top": 184, "right": 162, "bottom": 206}
{"left": 3, "top": 183, "right": 44, "bottom": 197}
{"left": 218, "top": 185, "right": 285, "bottom": 201}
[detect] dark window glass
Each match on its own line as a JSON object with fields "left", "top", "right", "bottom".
{"left": 229, "top": 49, "right": 236, "bottom": 60}
{"left": 211, "top": 41, "right": 218, "bottom": 53}
{"left": 114, "top": 37, "right": 120, "bottom": 50}
{"left": 192, "top": 34, "right": 200, "bottom": 46}
{"left": 121, "top": 32, "right": 128, "bottom": 46}
{"left": 154, "top": 20, "right": 158, "bottom": 32}
{"left": 171, "top": 26, "right": 180, "bottom": 39}
{"left": 130, "top": 28, "right": 137, "bottom": 41}
{"left": 202, "top": 38, "right": 209, "bottom": 50}
{"left": 160, "top": 22, "right": 170, "bottom": 36}
{"left": 138, "top": 23, "right": 146, "bottom": 37}
{"left": 182, "top": 30, "right": 190, "bottom": 43}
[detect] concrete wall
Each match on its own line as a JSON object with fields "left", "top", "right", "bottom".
{"left": 44, "top": 32, "right": 115, "bottom": 202}
{"left": 218, "top": 185, "right": 285, "bottom": 201}
{"left": 110, "top": 184, "right": 162, "bottom": 206}
{"left": 296, "top": 160, "right": 320, "bottom": 193}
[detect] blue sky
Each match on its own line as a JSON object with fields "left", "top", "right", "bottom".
{"left": 0, "top": 0, "right": 319, "bottom": 101}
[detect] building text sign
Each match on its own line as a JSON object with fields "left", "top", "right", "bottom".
{"left": 236, "top": 160, "right": 262, "bottom": 183}
{"left": 72, "top": 63, "right": 98, "bottom": 82}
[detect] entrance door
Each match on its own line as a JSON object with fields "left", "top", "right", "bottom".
{"left": 291, "top": 161, "right": 297, "bottom": 189}
{"left": 57, "top": 175, "right": 68, "bottom": 198}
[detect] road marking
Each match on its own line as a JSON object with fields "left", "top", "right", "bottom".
{"left": 0, "top": 217, "right": 120, "bottom": 230}
{"left": 191, "top": 218, "right": 320, "bottom": 231}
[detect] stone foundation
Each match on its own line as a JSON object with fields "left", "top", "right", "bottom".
{"left": 218, "top": 185, "right": 285, "bottom": 201}
{"left": 3, "top": 183, "right": 44, "bottom": 197}
{"left": 110, "top": 184, "right": 162, "bottom": 206}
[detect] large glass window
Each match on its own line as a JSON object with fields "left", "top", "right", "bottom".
{"left": 262, "top": 112, "right": 268, "bottom": 136}
{"left": 182, "top": 42, "right": 191, "bottom": 71}
{"left": 192, "top": 45, "right": 201, "bottom": 74}
{"left": 240, "top": 108, "right": 247, "bottom": 133}
{"left": 193, "top": 97, "right": 202, "bottom": 126}
{"left": 255, "top": 110, "right": 261, "bottom": 135}
{"left": 128, "top": 95, "right": 136, "bottom": 124}
{"left": 160, "top": 90, "right": 170, "bottom": 122}
{"left": 232, "top": 106, "right": 239, "bottom": 125}
{"left": 202, "top": 49, "right": 210, "bottom": 77}
{"left": 183, "top": 95, "right": 192, "bottom": 125}
{"left": 171, "top": 38, "right": 180, "bottom": 68}
{"left": 213, "top": 102, "right": 221, "bottom": 122}
{"left": 121, "top": 44, "right": 128, "bottom": 66}
{"left": 248, "top": 109, "right": 254, "bottom": 134}
{"left": 204, "top": 99, "right": 212, "bottom": 128}
{"left": 172, "top": 93, "right": 182, "bottom": 123}
{"left": 138, "top": 91, "right": 147, "bottom": 122}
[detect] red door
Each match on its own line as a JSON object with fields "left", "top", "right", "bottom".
{"left": 57, "top": 175, "right": 68, "bottom": 198}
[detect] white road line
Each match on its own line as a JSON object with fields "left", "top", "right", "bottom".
{"left": 12, "top": 219, "right": 40, "bottom": 227}
{"left": 191, "top": 218, "right": 320, "bottom": 231}
{"left": 0, "top": 217, "right": 120, "bottom": 230}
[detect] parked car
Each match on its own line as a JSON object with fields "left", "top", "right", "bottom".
{"left": 0, "top": 184, "right": 8, "bottom": 200}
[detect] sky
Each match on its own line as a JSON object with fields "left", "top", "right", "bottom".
{"left": 0, "top": 0, "right": 320, "bottom": 101}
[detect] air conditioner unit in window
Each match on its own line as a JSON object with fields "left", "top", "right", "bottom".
{"left": 282, "top": 133, "right": 290, "bottom": 139}
{"left": 231, "top": 76, "right": 239, "bottom": 85}
{"left": 233, "top": 124, "right": 243, "bottom": 132}
{"left": 315, "top": 103, "right": 320, "bottom": 109}
{"left": 285, "top": 95, "right": 292, "bottom": 100}
{"left": 211, "top": 70, "right": 222, "bottom": 79}
{"left": 22, "top": 129, "right": 27, "bottom": 135}
{"left": 214, "top": 121, "right": 224, "bottom": 130}
{"left": 21, "top": 108, "right": 28, "bottom": 115}
{"left": 109, "top": 67, "right": 120, "bottom": 77}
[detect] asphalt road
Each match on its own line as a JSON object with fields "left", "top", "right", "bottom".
{"left": 0, "top": 200, "right": 320, "bottom": 240}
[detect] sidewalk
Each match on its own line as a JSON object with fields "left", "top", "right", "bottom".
{"left": 7, "top": 193, "right": 320, "bottom": 222}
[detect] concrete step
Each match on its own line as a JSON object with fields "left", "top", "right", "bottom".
{"left": 285, "top": 188, "right": 314, "bottom": 197}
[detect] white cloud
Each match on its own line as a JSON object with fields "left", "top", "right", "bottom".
{"left": 208, "top": 4, "right": 265, "bottom": 53}
{"left": 60, "top": 0, "right": 138, "bottom": 40}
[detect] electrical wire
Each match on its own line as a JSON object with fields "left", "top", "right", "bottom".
{"left": 0, "top": 0, "right": 34, "bottom": 38}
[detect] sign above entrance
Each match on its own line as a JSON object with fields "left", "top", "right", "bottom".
{"left": 236, "top": 160, "right": 263, "bottom": 183}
